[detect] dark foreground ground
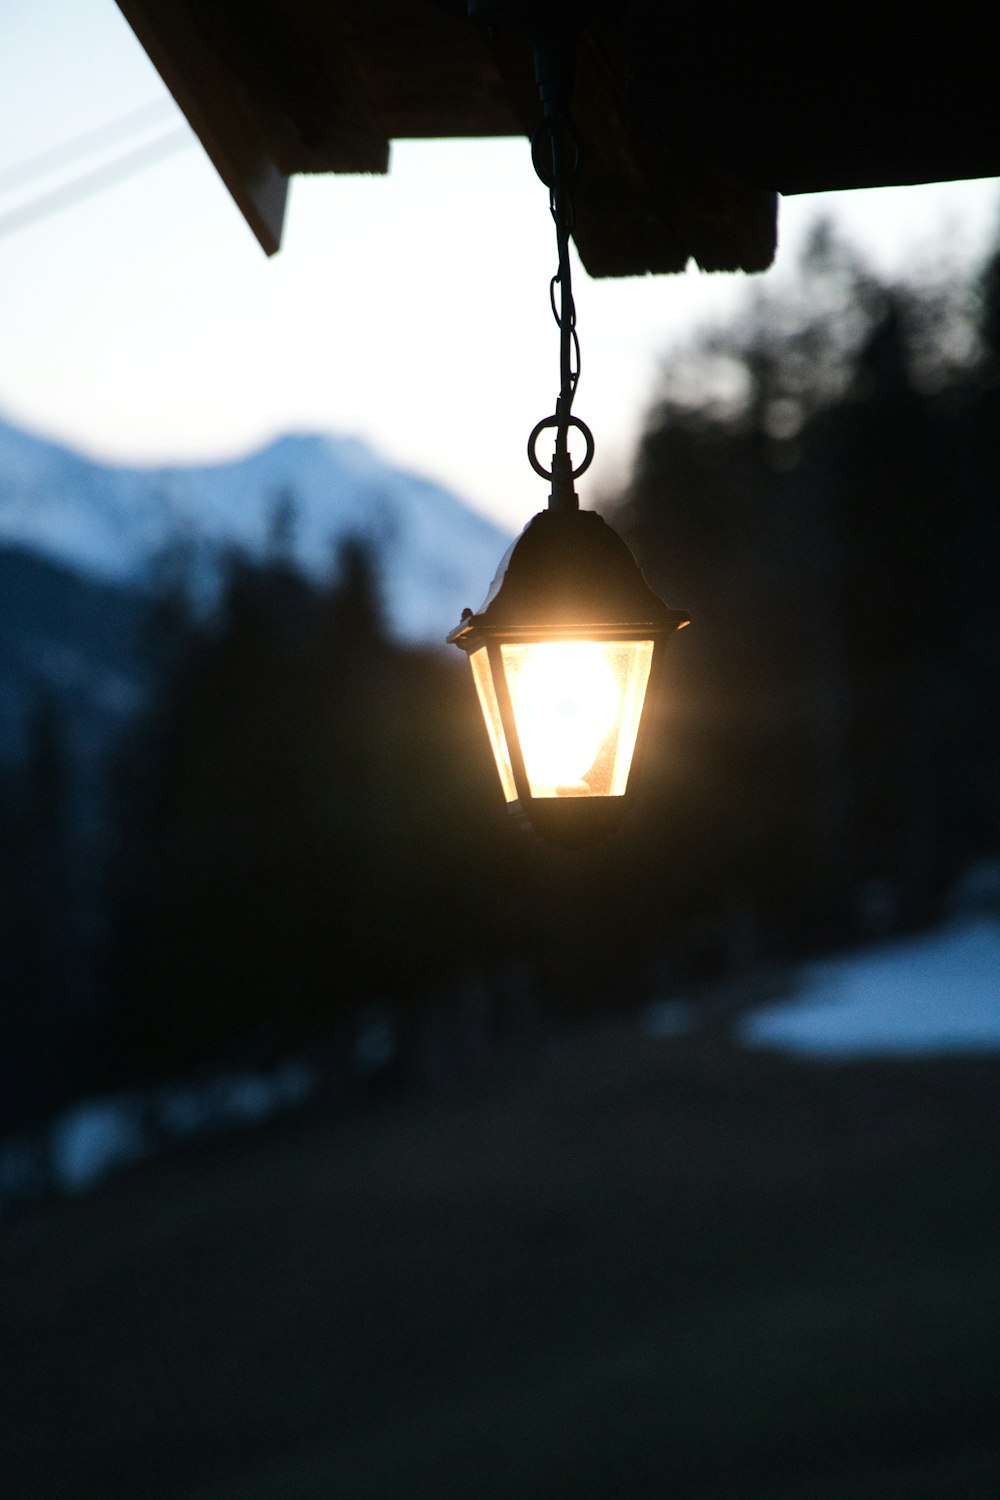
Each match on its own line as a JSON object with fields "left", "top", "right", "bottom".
{"left": 2, "top": 1022, "right": 998, "bottom": 1500}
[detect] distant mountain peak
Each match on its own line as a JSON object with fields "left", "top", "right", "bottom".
{"left": 0, "top": 412, "right": 511, "bottom": 644}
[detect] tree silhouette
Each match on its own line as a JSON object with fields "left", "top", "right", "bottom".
{"left": 616, "top": 221, "right": 998, "bottom": 955}
{"left": 103, "top": 520, "right": 539, "bottom": 1084}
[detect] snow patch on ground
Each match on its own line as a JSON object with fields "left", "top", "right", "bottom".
{"left": 741, "top": 917, "right": 1000, "bottom": 1058}
{"left": 44, "top": 1061, "right": 317, "bottom": 1196}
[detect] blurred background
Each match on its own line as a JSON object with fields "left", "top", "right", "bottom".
{"left": 1, "top": 4, "right": 999, "bottom": 1498}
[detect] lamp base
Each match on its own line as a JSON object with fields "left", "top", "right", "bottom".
{"left": 509, "top": 795, "right": 629, "bottom": 848}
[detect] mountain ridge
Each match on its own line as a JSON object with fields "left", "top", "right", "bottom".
{"left": 0, "top": 412, "right": 512, "bottom": 644}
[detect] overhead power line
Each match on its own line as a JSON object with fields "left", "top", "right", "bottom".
{"left": 0, "top": 129, "right": 193, "bottom": 243}
{"left": 0, "top": 99, "right": 177, "bottom": 196}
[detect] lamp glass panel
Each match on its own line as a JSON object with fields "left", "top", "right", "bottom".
{"left": 500, "top": 639, "right": 654, "bottom": 799}
{"left": 469, "top": 646, "right": 518, "bottom": 803}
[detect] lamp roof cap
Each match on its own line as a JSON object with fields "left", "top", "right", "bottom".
{"left": 448, "top": 508, "right": 689, "bottom": 644}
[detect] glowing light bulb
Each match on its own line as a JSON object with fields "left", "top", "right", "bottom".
{"left": 503, "top": 640, "right": 621, "bottom": 795}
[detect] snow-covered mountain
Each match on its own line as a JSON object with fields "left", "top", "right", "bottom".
{"left": 0, "top": 414, "right": 512, "bottom": 643}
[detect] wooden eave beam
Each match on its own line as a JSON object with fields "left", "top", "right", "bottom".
{"left": 477, "top": 21, "right": 777, "bottom": 276}
{"left": 116, "top": 0, "right": 777, "bottom": 274}
{"left": 116, "top": 0, "right": 291, "bottom": 255}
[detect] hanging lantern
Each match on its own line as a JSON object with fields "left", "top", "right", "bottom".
{"left": 448, "top": 26, "right": 688, "bottom": 845}
{"left": 449, "top": 504, "right": 688, "bottom": 845}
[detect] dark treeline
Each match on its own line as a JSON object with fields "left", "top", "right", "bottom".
{"left": 99, "top": 518, "right": 544, "bottom": 1092}
{"left": 617, "top": 222, "right": 1000, "bottom": 956}
{"left": 2, "top": 222, "right": 999, "bottom": 1125}
{"left": 0, "top": 698, "right": 81, "bottom": 1127}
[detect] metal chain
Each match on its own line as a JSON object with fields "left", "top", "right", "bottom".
{"left": 527, "top": 42, "right": 594, "bottom": 511}
{"left": 543, "top": 119, "right": 581, "bottom": 452}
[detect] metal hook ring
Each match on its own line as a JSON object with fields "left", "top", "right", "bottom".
{"left": 528, "top": 415, "right": 595, "bottom": 481}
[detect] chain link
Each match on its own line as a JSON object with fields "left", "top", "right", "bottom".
{"left": 529, "top": 114, "right": 593, "bottom": 504}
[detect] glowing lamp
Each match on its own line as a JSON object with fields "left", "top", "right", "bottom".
{"left": 449, "top": 508, "right": 688, "bottom": 845}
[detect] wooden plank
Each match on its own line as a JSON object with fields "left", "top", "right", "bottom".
{"left": 115, "top": 0, "right": 289, "bottom": 255}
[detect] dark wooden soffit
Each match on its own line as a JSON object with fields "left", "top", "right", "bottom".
{"left": 114, "top": 1, "right": 998, "bottom": 276}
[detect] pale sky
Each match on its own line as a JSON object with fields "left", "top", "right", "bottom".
{"left": 2, "top": 0, "right": 998, "bottom": 532}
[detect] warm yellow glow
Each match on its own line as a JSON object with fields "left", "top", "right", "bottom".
{"left": 501, "top": 639, "right": 654, "bottom": 799}
{"left": 503, "top": 641, "right": 617, "bottom": 794}
{"left": 469, "top": 646, "right": 517, "bottom": 802}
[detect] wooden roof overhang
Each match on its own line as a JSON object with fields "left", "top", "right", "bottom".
{"left": 115, "top": 1, "right": 1000, "bottom": 277}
